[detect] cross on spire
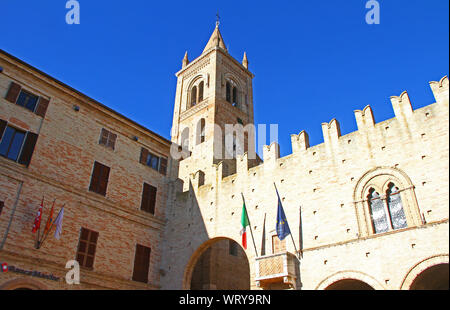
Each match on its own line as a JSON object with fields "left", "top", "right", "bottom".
{"left": 216, "top": 11, "right": 220, "bottom": 28}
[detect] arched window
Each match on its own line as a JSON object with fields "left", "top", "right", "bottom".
{"left": 197, "top": 118, "right": 206, "bottom": 145}
{"left": 226, "top": 82, "right": 231, "bottom": 103}
{"left": 354, "top": 168, "right": 421, "bottom": 237}
{"left": 232, "top": 87, "right": 238, "bottom": 107}
{"left": 198, "top": 82, "right": 204, "bottom": 103}
{"left": 367, "top": 188, "right": 389, "bottom": 234}
{"left": 386, "top": 183, "right": 408, "bottom": 230}
{"left": 191, "top": 86, "right": 197, "bottom": 107}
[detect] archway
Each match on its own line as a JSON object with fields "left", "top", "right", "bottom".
{"left": 0, "top": 278, "right": 48, "bottom": 290}
{"left": 184, "top": 237, "right": 250, "bottom": 290}
{"left": 409, "top": 263, "right": 449, "bottom": 290}
{"left": 325, "top": 279, "right": 375, "bottom": 290}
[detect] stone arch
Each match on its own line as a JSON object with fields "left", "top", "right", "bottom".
{"left": 315, "top": 270, "right": 385, "bottom": 290}
{"left": 184, "top": 74, "right": 206, "bottom": 110}
{"left": 0, "top": 278, "right": 48, "bottom": 290}
{"left": 400, "top": 254, "right": 449, "bottom": 290}
{"left": 182, "top": 237, "right": 251, "bottom": 290}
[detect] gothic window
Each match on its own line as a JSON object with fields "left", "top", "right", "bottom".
{"left": 198, "top": 81, "right": 204, "bottom": 103}
{"left": 226, "top": 82, "right": 231, "bottom": 103}
{"left": 386, "top": 183, "right": 408, "bottom": 230}
{"left": 354, "top": 167, "right": 421, "bottom": 237}
{"left": 368, "top": 188, "right": 389, "bottom": 234}
{"left": 191, "top": 86, "right": 197, "bottom": 107}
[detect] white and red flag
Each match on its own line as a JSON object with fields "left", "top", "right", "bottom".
{"left": 1, "top": 262, "right": 8, "bottom": 272}
{"left": 32, "top": 198, "right": 44, "bottom": 234}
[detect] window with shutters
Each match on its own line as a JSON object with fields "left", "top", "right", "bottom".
{"left": 141, "top": 183, "right": 157, "bottom": 215}
{"left": 139, "top": 147, "right": 168, "bottom": 176}
{"left": 0, "top": 201, "right": 4, "bottom": 217}
{"left": 0, "top": 126, "right": 26, "bottom": 161}
{"left": 99, "top": 128, "right": 117, "bottom": 150}
{"left": 16, "top": 90, "right": 39, "bottom": 112}
{"left": 76, "top": 228, "right": 99, "bottom": 269}
{"left": 89, "top": 161, "right": 110, "bottom": 196}
{"left": 5, "top": 82, "right": 50, "bottom": 117}
{"left": 0, "top": 123, "right": 38, "bottom": 167}
{"left": 132, "top": 244, "right": 151, "bottom": 283}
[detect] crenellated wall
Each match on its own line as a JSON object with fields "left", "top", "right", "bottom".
{"left": 160, "top": 76, "right": 449, "bottom": 290}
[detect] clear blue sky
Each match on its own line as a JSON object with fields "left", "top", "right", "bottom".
{"left": 1, "top": 0, "right": 448, "bottom": 157}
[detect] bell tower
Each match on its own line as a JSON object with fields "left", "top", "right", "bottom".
{"left": 171, "top": 23, "right": 256, "bottom": 183}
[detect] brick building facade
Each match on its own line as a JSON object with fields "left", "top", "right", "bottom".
{"left": 0, "top": 24, "right": 449, "bottom": 290}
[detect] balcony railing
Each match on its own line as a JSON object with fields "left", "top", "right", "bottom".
{"left": 254, "top": 252, "right": 299, "bottom": 289}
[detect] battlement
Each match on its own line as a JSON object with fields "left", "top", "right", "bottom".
{"left": 183, "top": 76, "right": 448, "bottom": 191}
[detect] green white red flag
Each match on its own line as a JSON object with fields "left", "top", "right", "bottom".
{"left": 240, "top": 201, "right": 250, "bottom": 249}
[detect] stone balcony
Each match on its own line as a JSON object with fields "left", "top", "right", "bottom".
{"left": 254, "top": 252, "right": 299, "bottom": 289}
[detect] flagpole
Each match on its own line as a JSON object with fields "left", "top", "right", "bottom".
{"left": 299, "top": 206, "right": 303, "bottom": 258}
{"left": 241, "top": 193, "right": 259, "bottom": 257}
{"left": 39, "top": 203, "right": 62, "bottom": 249}
{"left": 274, "top": 183, "right": 301, "bottom": 261}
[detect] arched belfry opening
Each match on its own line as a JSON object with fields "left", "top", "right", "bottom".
{"left": 184, "top": 238, "right": 250, "bottom": 290}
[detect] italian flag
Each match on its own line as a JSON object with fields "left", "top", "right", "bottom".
{"left": 240, "top": 201, "right": 250, "bottom": 250}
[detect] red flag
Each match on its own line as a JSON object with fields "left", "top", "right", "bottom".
{"left": 43, "top": 200, "right": 56, "bottom": 236}
{"left": 32, "top": 198, "right": 44, "bottom": 233}
{"left": 1, "top": 263, "right": 8, "bottom": 273}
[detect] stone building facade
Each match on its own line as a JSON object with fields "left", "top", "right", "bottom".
{"left": 0, "top": 24, "right": 449, "bottom": 290}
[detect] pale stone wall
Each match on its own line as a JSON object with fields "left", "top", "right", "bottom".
{"left": 160, "top": 75, "right": 449, "bottom": 290}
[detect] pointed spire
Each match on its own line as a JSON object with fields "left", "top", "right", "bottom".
{"left": 182, "top": 51, "right": 189, "bottom": 68}
{"left": 203, "top": 21, "right": 227, "bottom": 54}
{"left": 242, "top": 52, "right": 248, "bottom": 69}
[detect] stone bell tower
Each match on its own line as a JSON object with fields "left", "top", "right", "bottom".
{"left": 171, "top": 22, "right": 257, "bottom": 185}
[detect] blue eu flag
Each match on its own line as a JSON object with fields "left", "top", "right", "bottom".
{"left": 276, "top": 188, "right": 291, "bottom": 241}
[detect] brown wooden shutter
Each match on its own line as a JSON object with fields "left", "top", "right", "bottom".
{"left": 5, "top": 82, "right": 21, "bottom": 103}
{"left": 141, "top": 183, "right": 157, "bottom": 214}
{"left": 140, "top": 147, "right": 149, "bottom": 165}
{"left": 132, "top": 244, "right": 151, "bottom": 283}
{"left": 159, "top": 157, "right": 168, "bottom": 175}
{"left": 148, "top": 185, "right": 157, "bottom": 214}
{"left": 18, "top": 132, "right": 38, "bottom": 167}
{"left": 89, "top": 162, "right": 102, "bottom": 194}
{"left": 99, "top": 128, "right": 109, "bottom": 146}
{"left": 35, "top": 97, "right": 50, "bottom": 118}
{"left": 98, "top": 164, "right": 110, "bottom": 196}
{"left": 141, "top": 183, "right": 150, "bottom": 212}
{"left": 107, "top": 133, "right": 117, "bottom": 150}
{"left": 0, "top": 119, "right": 7, "bottom": 139}
{"left": 76, "top": 228, "right": 99, "bottom": 269}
